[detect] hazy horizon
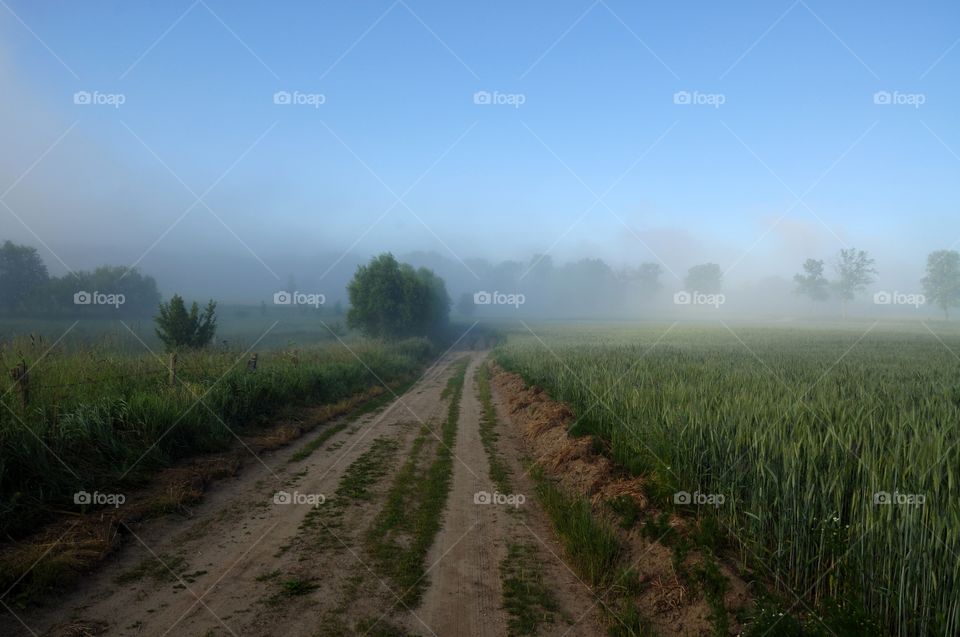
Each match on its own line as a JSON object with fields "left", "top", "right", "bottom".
{"left": 3, "top": 1, "right": 959, "bottom": 318}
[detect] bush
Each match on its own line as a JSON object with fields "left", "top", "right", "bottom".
{"left": 346, "top": 253, "right": 450, "bottom": 340}
{"left": 155, "top": 295, "right": 218, "bottom": 350}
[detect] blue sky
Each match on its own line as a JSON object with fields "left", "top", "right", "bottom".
{"left": 1, "top": 0, "right": 959, "bottom": 290}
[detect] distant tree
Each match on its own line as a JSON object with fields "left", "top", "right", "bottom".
{"left": 0, "top": 240, "right": 49, "bottom": 313}
{"left": 347, "top": 254, "right": 407, "bottom": 339}
{"left": 922, "top": 249, "right": 960, "bottom": 319}
{"left": 456, "top": 292, "right": 476, "bottom": 317}
{"left": 794, "top": 259, "right": 830, "bottom": 302}
{"left": 82, "top": 266, "right": 160, "bottom": 316}
{"left": 347, "top": 253, "right": 450, "bottom": 339}
{"left": 633, "top": 263, "right": 663, "bottom": 296}
{"left": 561, "top": 258, "right": 620, "bottom": 312}
{"left": 685, "top": 263, "right": 723, "bottom": 294}
{"left": 155, "top": 295, "right": 218, "bottom": 350}
{"left": 834, "top": 248, "right": 877, "bottom": 317}
{"left": 410, "top": 266, "right": 451, "bottom": 334}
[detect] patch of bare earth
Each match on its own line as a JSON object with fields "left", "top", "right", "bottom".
{"left": 490, "top": 366, "right": 752, "bottom": 637}
{"left": 410, "top": 355, "right": 507, "bottom": 636}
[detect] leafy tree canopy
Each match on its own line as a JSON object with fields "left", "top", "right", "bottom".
{"left": 685, "top": 263, "right": 723, "bottom": 294}
{"left": 922, "top": 249, "right": 960, "bottom": 319}
{"left": 347, "top": 253, "right": 450, "bottom": 339}
{"left": 794, "top": 259, "right": 830, "bottom": 302}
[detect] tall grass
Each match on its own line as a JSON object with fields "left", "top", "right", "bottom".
{"left": 0, "top": 336, "right": 434, "bottom": 537}
{"left": 495, "top": 324, "right": 960, "bottom": 636}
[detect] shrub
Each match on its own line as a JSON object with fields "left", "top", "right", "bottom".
{"left": 155, "top": 295, "right": 217, "bottom": 350}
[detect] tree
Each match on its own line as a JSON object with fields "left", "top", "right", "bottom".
{"left": 155, "top": 295, "right": 218, "bottom": 350}
{"left": 685, "top": 263, "right": 723, "bottom": 294}
{"left": 347, "top": 253, "right": 450, "bottom": 339}
{"left": 922, "top": 249, "right": 960, "bottom": 319}
{"left": 794, "top": 259, "right": 830, "bottom": 302}
{"left": 456, "top": 292, "right": 475, "bottom": 317}
{"left": 0, "top": 240, "right": 49, "bottom": 313}
{"left": 347, "top": 254, "right": 407, "bottom": 339}
{"left": 834, "top": 248, "right": 876, "bottom": 318}
{"left": 632, "top": 263, "right": 663, "bottom": 297}
{"left": 76, "top": 266, "right": 160, "bottom": 317}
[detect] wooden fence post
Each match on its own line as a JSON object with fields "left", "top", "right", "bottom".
{"left": 168, "top": 353, "right": 178, "bottom": 387}
{"left": 292, "top": 349, "right": 299, "bottom": 367}
{"left": 247, "top": 353, "right": 258, "bottom": 372}
{"left": 9, "top": 361, "right": 29, "bottom": 409}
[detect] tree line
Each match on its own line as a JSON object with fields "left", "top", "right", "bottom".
{"left": 793, "top": 248, "right": 960, "bottom": 318}
{"left": 0, "top": 241, "right": 453, "bottom": 348}
{"left": 0, "top": 240, "right": 160, "bottom": 317}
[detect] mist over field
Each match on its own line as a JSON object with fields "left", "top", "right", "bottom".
{"left": 2, "top": 3, "right": 960, "bottom": 637}
{"left": 2, "top": 2, "right": 958, "bottom": 323}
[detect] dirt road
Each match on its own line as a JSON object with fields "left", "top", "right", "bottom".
{"left": 4, "top": 352, "right": 602, "bottom": 637}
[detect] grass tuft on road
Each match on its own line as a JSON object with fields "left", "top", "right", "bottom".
{"left": 500, "top": 542, "right": 560, "bottom": 635}
{"left": 365, "top": 356, "right": 470, "bottom": 606}
{"left": 476, "top": 362, "right": 512, "bottom": 493}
